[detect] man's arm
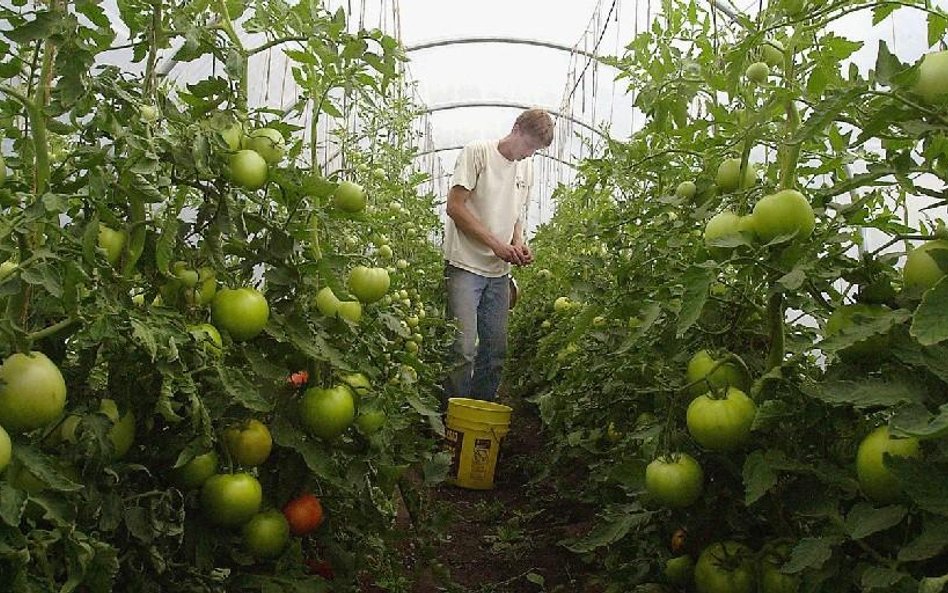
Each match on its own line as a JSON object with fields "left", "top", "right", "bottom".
{"left": 510, "top": 219, "right": 534, "bottom": 265}
{"left": 446, "top": 185, "right": 524, "bottom": 264}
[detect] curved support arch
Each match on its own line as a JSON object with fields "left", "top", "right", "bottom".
{"left": 415, "top": 145, "right": 577, "bottom": 169}
{"left": 405, "top": 36, "right": 604, "bottom": 62}
{"left": 420, "top": 100, "right": 609, "bottom": 140}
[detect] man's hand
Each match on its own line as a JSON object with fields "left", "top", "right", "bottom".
{"left": 516, "top": 244, "right": 535, "bottom": 266}
{"left": 493, "top": 243, "right": 526, "bottom": 265}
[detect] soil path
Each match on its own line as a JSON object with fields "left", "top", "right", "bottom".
{"left": 409, "top": 395, "right": 598, "bottom": 593}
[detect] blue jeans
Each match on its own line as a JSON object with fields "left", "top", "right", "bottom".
{"left": 443, "top": 264, "right": 510, "bottom": 402}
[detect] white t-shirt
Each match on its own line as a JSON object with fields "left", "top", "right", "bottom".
{"left": 443, "top": 139, "right": 534, "bottom": 277}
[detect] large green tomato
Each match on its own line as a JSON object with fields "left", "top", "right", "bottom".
{"left": 100, "top": 398, "right": 135, "bottom": 459}
{"left": 644, "top": 453, "right": 704, "bottom": 508}
{"left": 0, "top": 424, "right": 11, "bottom": 473}
{"left": 676, "top": 181, "right": 697, "bottom": 200}
{"left": 704, "top": 210, "right": 749, "bottom": 256}
{"left": 355, "top": 407, "right": 386, "bottom": 435}
{"left": 201, "top": 472, "right": 263, "bottom": 526}
{"left": 209, "top": 113, "right": 243, "bottom": 150}
{"left": 348, "top": 266, "right": 390, "bottom": 303}
{"left": 244, "top": 128, "right": 285, "bottom": 164}
{"left": 694, "top": 541, "right": 756, "bottom": 593}
{"left": 686, "top": 387, "right": 757, "bottom": 451}
{"left": 337, "top": 300, "right": 363, "bottom": 323}
{"left": 716, "top": 158, "right": 756, "bottom": 193}
{"left": 759, "top": 544, "right": 800, "bottom": 593}
{"left": 315, "top": 286, "right": 341, "bottom": 317}
{"left": 902, "top": 239, "right": 948, "bottom": 296}
{"left": 752, "top": 189, "right": 814, "bottom": 243}
{"left": 224, "top": 419, "right": 272, "bottom": 467}
{"left": 856, "top": 425, "right": 920, "bottom": 503}
{"left": 171, "top": 450, "right": 219, "bottom": 490}
{"left": 0, "top": 352, "right": 67, "bottom": 432}
{"left": 0, "top": 260, "right": 17, "bottom": 280}
{"left": 913, "top": 50, "right": 948, "bottom": 102}
{"left": 333, "top": 180, "right": 367, "bottom": 213}
{"left": 242, "top": 510, "right": 290, "bottom": 558}
{"left": 665, "top": 555, "right": 695, "bottom": 586}
{"left": 824, "top": 304, "right": 890, "bottom": 361}
{"left": 761, "top": 40, "right": 784, "bottom": 67}
{"left": 98, "top": 224, "right": 127, "bottom": 266}
{"left": 229, "top": 149, "right": 269, "bottom": 191}
{"left": 300, "top": 384, "right": 356, "bottom": 440}
{"left": 686, "top": 350, "right": 750, "bottom": 397}
{"left": 212, "top": 287, "right": 270, "bottom": 341}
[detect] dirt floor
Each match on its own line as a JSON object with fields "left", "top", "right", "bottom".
{"left": 405, "top": 394, "right": 600, "bottom": 593}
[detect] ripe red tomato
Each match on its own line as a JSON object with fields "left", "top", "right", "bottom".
{"left": 283, "top": 493, "right": 325, "bottom": 536}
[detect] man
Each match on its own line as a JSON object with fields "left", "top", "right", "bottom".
{"left": 442, "top": 108, "right": 554, "bottom": 402}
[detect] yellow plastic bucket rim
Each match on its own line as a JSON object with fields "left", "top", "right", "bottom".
{"left": 447, "top": 397, "right": 513, "bottom": 414}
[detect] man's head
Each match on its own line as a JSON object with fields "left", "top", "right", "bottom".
{"left": 506, "top": 108, "right": 554, "bottom": 160}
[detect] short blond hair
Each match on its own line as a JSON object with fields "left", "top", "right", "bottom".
{"left": 515, "top": 108, "right": 554, "bottom": 147}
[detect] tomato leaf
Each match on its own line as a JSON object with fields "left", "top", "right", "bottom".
{"left": 214, "top": 362, "right": 272, "bottom": 412}
{"left": 890, "top": 403, "right": 948, "bottom": 440}
{"left": 743, "top": 450, "right": 777, "bottom": 506}
{"left": 783, "top": 537, "right": 842, "bottom": 574}
{"left": 861, "top": 566, "right": 910, "bottom": 590}
{"left": 560, "top": 504, "right": 652, "bottom": 553}
{"left": 898, "top": 516, "right": 948, "bottom": 562}
{"left": 910, "top": 277, "right": 948, "bottom": 345}
{"left": 928, "top": 12, "right": 948, "bottom": 48}
{"left": 676, "top": 266, "right": 711, "bottom": 337}
{"left": 0, "top": 482, "right": 26, "bottom": 526}
{"left": 804, "top": 377, "right": 926, "bottom": 408}
{"left": 872, "top": 4, "right": 899, "bottom": 25}
{"left": 887, "top": 457, "right": 948, "bottom": 516}
{"left": 13, "top": 445, "right": 83, "bottom": 492}
{"left": 844, "top": 503, "right": 908, "bottom": 540}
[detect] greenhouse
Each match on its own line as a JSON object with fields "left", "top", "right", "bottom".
{"left": 1, "top": 0, "right": 947, "bottom": 592}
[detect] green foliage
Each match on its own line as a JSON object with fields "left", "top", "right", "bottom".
{"left": 507, "top": 1, "right": 948, "bottom": 591}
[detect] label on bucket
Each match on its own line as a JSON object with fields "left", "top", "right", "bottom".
{"left": 445, "top": 427, "right": 463, "bottom": 478}
{"left": 470, "top": 437, "right": 492, "bottom": 481}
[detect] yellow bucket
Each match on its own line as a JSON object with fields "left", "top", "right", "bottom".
{"left": 444, "top": 397, "right": 512, "bottom": 490}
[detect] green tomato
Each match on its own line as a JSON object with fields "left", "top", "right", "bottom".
{"left": 189, "top": 323, "right": 223, "bottom": 356}
{"left": 224, "top": 419, "right": 272, "bottom": 467}
{"left": 201, "top": 472, "right": 263, "bottom": 526}
{"left": 553, "top": 296, "right": 572, "bottom": 312}
{"left": 378, "top": 245, "right": 393, "bottom": 258}
{"left": 98, "top": 225, "right": 127, "bottom": 266}
{"left": 395, "top": 259, "right": 409, "bottom": 270}
{"left": 100, "top": 398, "right": 135, "bottom": 459}
{"left": 676, "top": 180, "right": 697, "bottom": 200}
{"left": 694, "top": 542, "right": 756, "bottom": 593}
{"left": 348, "top": 266, "right": 390, "bottom": 303}
{"left": 173, "top": 262, "right": 199, "bottom": 288}
{"left": 211, "top": 287, "right": 270, "bottom": 341}
{"left": 171, "top": 450, "right": 219, "bottom": 490}
{"left": 405, "top": 340, "right": 420, "bottom": 354}
{"left": 315, "top": 286, "right": 341, "bottom": 317}
{"left": 686, "top": 350, "right": 750, "bottom": 397}
{"left": 0, "top": 424, "right": 11, "bottom": 473}
{"left": 645, "top": 453, "right": 704, "bottom": 508}
{"left": 245, "top": 128, "right": 285, "bottom": 164}
{"left": 761, "top": 40, "right": 785, "bottom": 67}
{"left": 686, "top": 387, "right": 757, "bottom": 451}
{"left": 0, "top": 260, "right": 18, "bottom": 280}
{"left": 209, "top": 113, "right": 244, "bottom": 151}
{"left": 0, "top": 352, "right": 67, "bottom": 432}
{"left": 715, "top": 158, "right": 756, "bottom": 193}
{"left": 333, "top": 180, "right": 367, "bottom": 213}
{"left": 902, "top": 239, "right": 948, "bottom": 296}
{"left": 355, "top": 408, "right": 386, "bottom": 435}
{"left": 746, "top": 62, "right": 770, "bottom": 83}
{"left": 536, "top": 268, "right": 553, "bottom": 280}
{"left": 341, "top": 373, "right": 372, "bottom": 402}
{"left": 300, "top": 384, "right": 356, "bottom": 440}
{"left": 229, "top": 150, "right": 269, "bottom": 191}
{"left": 243, "top": 510, "right": 290, "bottom": 558}
{"left": 856, "top": 425, "right": 920, "bottom": 504}
{"left": 704, "top": 210, "right": 744, "bottom": 256}
{"left": 139, "top": 104, "right": 159, "bottom": 123}
{"left": 185, "top": 271, "right": 218, "bottom": 306}
{"left": 824, "top": 304, "right": 891, "bottom": 361}
{"left": 337, "top": 300, "right": 362, "bottom": 323}
{"left": 913, "top": 50, "right": 948, "bottom": 102}
{"left": 752, "top": 189, "right": 815, "bottom": 244}
{"left": 665, "top": 555, "right": 695, "bottom": 586}
{"left": 759, "top": 544, "right": 800, "bottom": 593}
